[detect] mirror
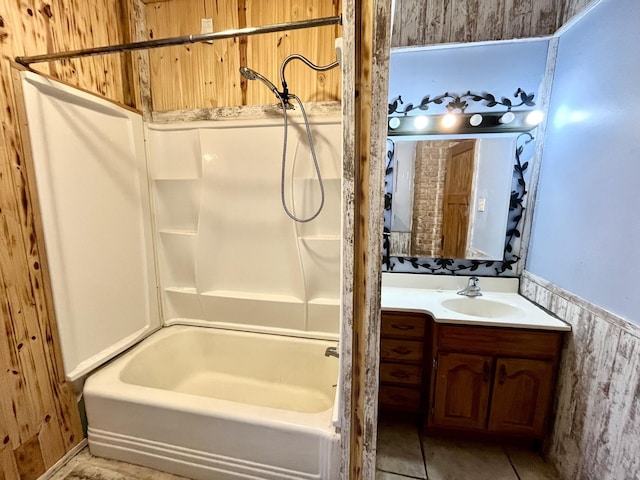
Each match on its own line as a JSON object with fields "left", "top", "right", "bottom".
{"left": 383, "top": 132, "right": 534, "bottom": 275}
{"left": 388, "top": 136, "right": 516, "bottom": 260}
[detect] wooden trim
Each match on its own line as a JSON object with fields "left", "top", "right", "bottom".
{"left": 517, "top": 37, "right": 559, "bottom": 274}
{"left": 36, "top": 440, "right": 88, "bottom": 480}
{"left": 339, "top": 0, "right": 356, "bottom": 477}
{"left": 10, "top": 62, "right": 142, "bottom": 116}
{"left": 349, "top": 0, "right": 392, "bottom": 478}
{"left": 151, "top": 101, "right": 342, "bottom": 123}
{"left": 133, "top": 0, "right": 153, "bottom": 120}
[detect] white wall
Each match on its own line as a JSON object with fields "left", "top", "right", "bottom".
{"left": 467, "top": 138, "right": 515, "bottom": 259}
{"left": 390, "top": 141, "right": 416, "bottom": 232}
{"left": 148, "top": 117, "right": 343, "bottom": 336}
{"left": 526, "top": 0, "right": 640, "bottom": 325}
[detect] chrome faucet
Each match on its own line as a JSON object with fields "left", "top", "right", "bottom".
{"left": 324, "top": 346, "right": 339, "bottom": 358}
{"left": 457, "top": 276, "right": 483, "bottom": 297}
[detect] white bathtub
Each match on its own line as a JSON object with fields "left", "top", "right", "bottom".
{"left": 84, "top": 325, "right": 340, "bottom": 479}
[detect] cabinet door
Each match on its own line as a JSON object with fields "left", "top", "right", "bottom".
{"left": 488, "top": 358, "right": 554, "bottom": 437}
{"left": 432, "top": 353, "right": 492, "bottom": 430}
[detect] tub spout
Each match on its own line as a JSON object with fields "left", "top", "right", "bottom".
{"left": 324, "top": 346, "right": 339, "bottom": 358}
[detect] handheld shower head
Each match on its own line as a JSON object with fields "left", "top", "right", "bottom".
{"left": 239, "top": 66, "right": 258, "bottom": 81}
{"left": 239, "top": 66, "right": 280, "bottom": 97}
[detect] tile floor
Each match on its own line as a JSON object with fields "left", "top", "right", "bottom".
{"left": 376, "top": 416, "right": 561, "bottom": 480}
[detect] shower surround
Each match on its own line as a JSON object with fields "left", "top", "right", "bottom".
{"left": 20, "top": 71, "right": 343, "bottom": 479}
{"left": 148, "top": 118, "right": 342, "bottom": 335}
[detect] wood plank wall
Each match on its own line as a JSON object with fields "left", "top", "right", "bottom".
{"left": 144, "top": 0, "right": 342, "bottom": 111}
{"left": 0, "top": 1, "right": 136, "bottom": 478}
{"left": 521, "top": 271, "right": 640, "bottom": 480}
{"left": 391, "top": 0, "right": 594, "bottom": 47}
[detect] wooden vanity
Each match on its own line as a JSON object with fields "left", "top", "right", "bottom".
{"left": 379, "top": 309, "right": 565, "bottom": 440}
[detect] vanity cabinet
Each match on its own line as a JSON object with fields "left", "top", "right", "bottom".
{"left": 428, "top": 323, "right": 562, "bottom": 439}
{"left": 378, "top": 311, "right": 429, "bottom": 412}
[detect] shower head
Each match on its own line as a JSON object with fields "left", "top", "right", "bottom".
{"left": 239, "top": 66, "right": 280, "bottom": 97}
{"left": 239, "top": 66, "right": 258, "bottom": 81}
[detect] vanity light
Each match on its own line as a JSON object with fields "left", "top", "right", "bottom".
{"left": 469, "top": 114, "right": 483, "bottom": 127}
{"left": 389, "top": 117, "right": 401, "bottom": 129}
{"left": 525, "top": 110, "right": 544, "bottom": 126}
{"left": 413, "top": 115, "right": 429, "bottom": 129}
{"left": 499, "top": 111, "right": 515, "bottom": 124}
{"left": 441, "top": 113, "right": 457, "bottom": 128}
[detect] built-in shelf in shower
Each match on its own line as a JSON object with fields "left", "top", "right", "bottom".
{"left": 200, "top": 290, "right": 304, "bottom": 303}
{"left": 165, "top": 286, "right": 197, "bottom": 294}
{"left": 159, "top": 229, "right": 197, "bottom": 236}
{"left": 298, "top": 235, "right": 341, "bottom": 241}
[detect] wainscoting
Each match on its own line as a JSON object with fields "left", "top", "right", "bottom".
{"left": 520, "top": 271, "right": 640, "bottom": 480}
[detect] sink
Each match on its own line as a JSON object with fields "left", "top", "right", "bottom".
{"left": 440, "top": 297, "right": 524, "bottom": 319}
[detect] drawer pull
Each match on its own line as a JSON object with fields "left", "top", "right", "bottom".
{"left": 390, "top": 370, "right": 410, "bottom": 379}
{"left": 391, "top": 324, "right": 414, "bottom": 331}
{"left": 391, "top": 346, "right": 412, "bottom": 355}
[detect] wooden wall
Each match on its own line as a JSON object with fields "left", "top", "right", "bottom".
{"left": 0, "top": 1, "right": 136, "bottom": 478}
{"left": 521, "top": 271, "right": 640, "bottom": 480}
{"left": 144, "top": 0, "right": 342, "bottom": 112}
{"left": 391, "top": 0, "right": 594, "bottom": 47}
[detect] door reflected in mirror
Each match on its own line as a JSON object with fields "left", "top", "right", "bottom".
{"left": 389, "top": 136, "right": 516, "bottom": 260}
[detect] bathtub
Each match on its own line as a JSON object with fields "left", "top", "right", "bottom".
{"left": 84, "top": 325, "right": 340, "bottom": 479}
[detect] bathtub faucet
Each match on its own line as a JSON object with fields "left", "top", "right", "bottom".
{"left": 324, "top": 346, "right": 339, "bottom": 358}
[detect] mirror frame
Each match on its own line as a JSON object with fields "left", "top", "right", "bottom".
{"left": 382, "top": 132, "right": 534, "bottom": 275}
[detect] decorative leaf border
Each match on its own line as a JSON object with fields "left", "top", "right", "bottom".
{"left": 388, "top": 88, "right": 535, "bottom": 116}
{"left": 382, "top": 133, "right": 535, "bottom": 276}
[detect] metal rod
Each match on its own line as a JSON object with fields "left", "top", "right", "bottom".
{"left": 15, "top": 15, "right": 342, "bottom": 66}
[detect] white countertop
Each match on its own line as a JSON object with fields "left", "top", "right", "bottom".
{"left": 381, "top": 273, "right": 571, "bottom": 332}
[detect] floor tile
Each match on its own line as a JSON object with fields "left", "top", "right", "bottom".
{"left": 422, "top": 437, "right": 518, "bottom": 480}
{"left": 49, "top": 448, "right": 188, "bottom": 480}
{"left": 505, "top": 446, "right": 561, "bottom": 480}
{"left": 376, "top": 417, "right": 427, "bottom": 479}
{"left": 376, "top": 470, "right": 419, "bottom": 479}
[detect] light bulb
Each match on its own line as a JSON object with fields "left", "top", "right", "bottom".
{"left": 469, "top": 114, "right": 483, "bottom": 127}
{"left": 526, "top": 110, "right": 544, "bottom": 126}
{"left": 499, "top": 112, "right": 515, "bottom": 124}
{"left": 388, "top": 117, "right": 401, "bottom": 129}
{"left": 441, "top": 114, "right": 457, "bottom": 128}
{"left": 413, "top": 116, "right": 429, "bottom": 129}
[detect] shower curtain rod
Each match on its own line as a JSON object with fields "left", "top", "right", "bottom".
{"left": 15, "top": 15, "right": 342, "bottom": 66}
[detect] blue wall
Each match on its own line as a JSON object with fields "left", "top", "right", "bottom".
{"left": 526, "top": 0, "right": 640, "bottom": 325}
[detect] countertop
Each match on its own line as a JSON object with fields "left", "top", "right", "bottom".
{"left": 381, "top": 273, "right": 571, "bottom": 332}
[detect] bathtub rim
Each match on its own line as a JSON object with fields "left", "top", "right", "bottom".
{"left": 84, "top": 324, "right": 340, "bottom": 433}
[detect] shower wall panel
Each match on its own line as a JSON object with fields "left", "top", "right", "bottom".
{"left": 148, "top": 116, "right": 342, "bottom": 337}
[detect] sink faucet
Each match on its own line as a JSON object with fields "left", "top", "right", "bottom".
{"left": 324, "top": 346, "right": 339, "bottom": 358}
{"left": 457, "top": 276, "right": 483, "bottom": 297}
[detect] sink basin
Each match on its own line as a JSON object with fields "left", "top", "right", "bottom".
{"left": 440, "top": 297, "right": 524, "bottom": 319}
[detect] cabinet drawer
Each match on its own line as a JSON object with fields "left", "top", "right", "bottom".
{"left": 380, "top": 363, "right": 422, "bottom": 386}
{"left": 436, "top": 325, "right": 562, "bottom": 358}
{"left": 381, "top": 312, "right": 425, "bottom": 339}
{"left": 379, "top": 386, "right": 421, "bottom": 410}
{"left": 381, "top": 339, "right": 423, "bottom": 362}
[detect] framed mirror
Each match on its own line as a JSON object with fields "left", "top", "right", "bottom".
{"left": 383, "top": 132, "right": 535, "bottom": 275}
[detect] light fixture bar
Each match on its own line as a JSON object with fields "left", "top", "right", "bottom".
{"left": 387, "top": 110, "right": 542, "bottom": 136}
